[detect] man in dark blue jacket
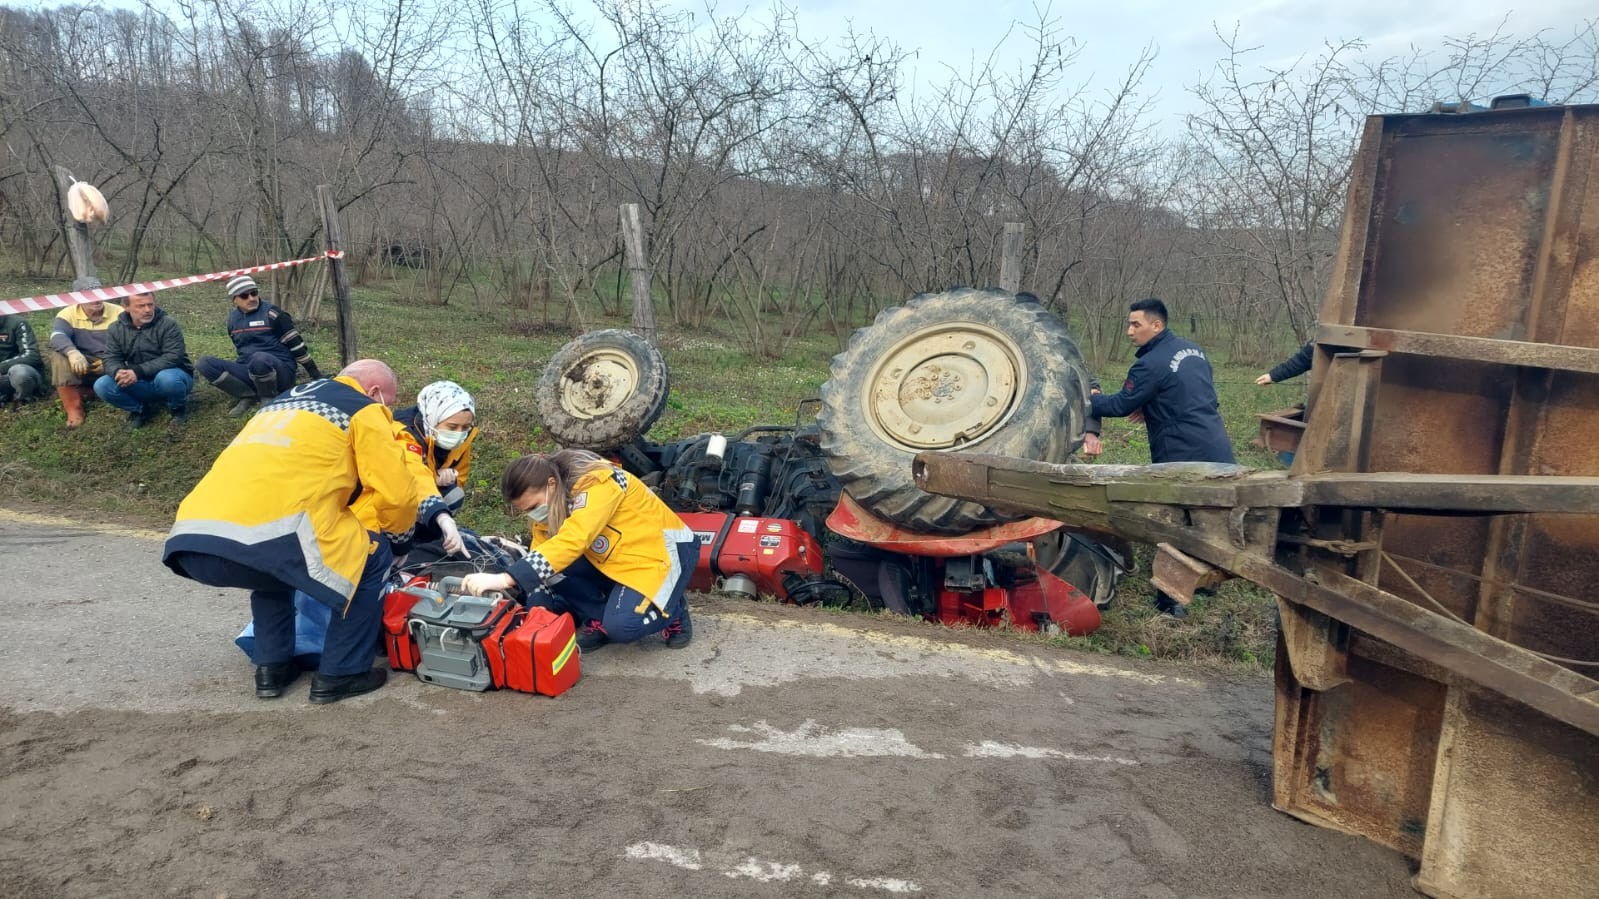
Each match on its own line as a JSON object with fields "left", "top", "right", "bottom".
{"left": 196, "top": 275, "right": 322, "bottom": 416}
{"left": 1256, "top": 340, "right": 1313, "bottom": 385}
{"left": 1090, "top": 298, "right": 1234, "bottom": 617}
{"left": 1090, "top": 298, "right": 1235, "bottom": 465}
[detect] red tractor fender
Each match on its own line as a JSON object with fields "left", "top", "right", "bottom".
{"left": 825, "top": 492, "right": 1062, "bottom": 555}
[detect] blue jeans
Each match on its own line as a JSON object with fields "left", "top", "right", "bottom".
{"left": 94, "top": 368, "right": 193, "bottom": 414}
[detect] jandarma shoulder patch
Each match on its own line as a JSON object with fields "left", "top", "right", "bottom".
{"left": 1169, "top": 348, "right": 1204, "bottom": 372}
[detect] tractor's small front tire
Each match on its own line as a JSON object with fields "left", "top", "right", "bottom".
{"left": 536, "top": 329, "right": 670, "bottom": 449}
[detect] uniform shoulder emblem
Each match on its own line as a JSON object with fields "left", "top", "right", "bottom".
{"left": 590, "top": 535, "right": 610, "bottom": 554}
{"left": 570, "top": 491, "right": 588, "bottom": 511}
{"left": 267, "top": 309, "right": 279, "bottom": 320}
{"left": 404, "top": 441, "right": 424, "bottom": 457}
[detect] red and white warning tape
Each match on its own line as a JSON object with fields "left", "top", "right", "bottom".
{"left": 0, "top": 250, "right": 344, "bottom": 316}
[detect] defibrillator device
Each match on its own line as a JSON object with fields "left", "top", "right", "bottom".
{"left": 383, "top": 576, "right": 581, "bottom": 697}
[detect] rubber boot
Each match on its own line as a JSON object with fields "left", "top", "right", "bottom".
{"left": 251, "top": 371, "right": 282, "bottom": 403}
{"left": 213, "top": 371, "right": 258, "bottom": 417}
{"left": 58, "top": 384, "right": 85, "bottom": 429}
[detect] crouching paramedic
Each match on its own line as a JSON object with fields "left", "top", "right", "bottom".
{"left": 162, "top": 359, "right": 422, "bottom": 703}
{"left": 394, "top": 380, "right": 478, "bottom": 513}
{"left": 353, "top": 406, "right": 469, "bottom": 559}
{"left": 460, "top": 450, "right": 696, "bottom": 652}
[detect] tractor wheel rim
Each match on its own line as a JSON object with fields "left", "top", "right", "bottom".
{"left": 560, "top": 348, "right": 641, "bottom": 420}
{"left": 862, "top": 323, "right": 1023, "bottom": 450}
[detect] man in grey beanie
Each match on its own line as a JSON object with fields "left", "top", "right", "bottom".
{"left": 195, "top": 274, "right": 323, "bottom": 416}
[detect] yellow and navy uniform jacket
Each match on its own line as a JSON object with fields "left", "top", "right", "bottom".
{"left": 349, "top": 418, "right": 449, "bottom": 542}
{"left": 47, "top": 301, "right": 124, "bottom": 359}
{"left": 395, "top": 405, "right": 475, "bottom": 484}
{"left": 163, "top": 376, "right": 423, "bottom": 609}
{"left": 510, "top": 465, "right": 694, "bottom": 611}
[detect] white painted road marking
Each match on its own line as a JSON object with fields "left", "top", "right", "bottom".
{"left": 699, "top": 721, "right": 1142, "bottom": 765}
{"left": 963, "top": 739, "right": 1140, "bottom": 766}
{"left": 626, "top": 842, "right": 703, "bottom": 870}
{"left": 698, "top": 720, "right": 944, "bottom": 758}
{"left": 625, "top": 842, "right": 921, "bottom": 893}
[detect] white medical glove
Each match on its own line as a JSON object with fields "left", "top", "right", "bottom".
{"left": 437, "top": 513, "right": 468, "bottom": 558}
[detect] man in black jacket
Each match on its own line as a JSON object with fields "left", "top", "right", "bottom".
{"left": 0, "top": 312, "right": 44, "bottom": 407}
{"left": 1256, "top": 341, "right": 1313, "bottom": 385}
{"left": 1090, "top": 298, "right": 1234, "bottom": 617}
{"left": 94, "top": 292, "right": 194, "bottom": 428}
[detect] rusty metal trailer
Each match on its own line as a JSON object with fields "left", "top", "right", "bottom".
{"left": 915, "top": 103, "right": 1599, "bottom": 897}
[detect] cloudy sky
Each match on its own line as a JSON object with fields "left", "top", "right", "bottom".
{"left": 768, "top": 0, "right": 1596, "bottom": 122}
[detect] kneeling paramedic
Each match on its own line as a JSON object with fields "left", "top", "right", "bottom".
{"left": 162, "top": 360, "right": 423, "bottom": 703}
{"left": 460, "top": 450, "right": 696, "bottom": 652}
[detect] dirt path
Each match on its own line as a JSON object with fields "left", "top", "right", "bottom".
{"left": 0, "top": 511, "right": 1416, "bottom": 898}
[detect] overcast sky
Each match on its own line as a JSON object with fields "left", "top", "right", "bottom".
{"left": 768, "top": 0, "right": 1596, "bottom": 123}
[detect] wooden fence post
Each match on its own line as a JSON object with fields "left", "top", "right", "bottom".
{"left": 620, "top": 203, "right": 657, "bottom": 345}
{"left": 52, "top": 166, "right": 99, "bottom": 287}
{"left": 316, "top": 184, "right": 357, "bottom": 366}
{"left": 999, "top": 221, "right": 1025, "bottom": 294}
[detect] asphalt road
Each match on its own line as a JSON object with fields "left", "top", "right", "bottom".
{"left": 0, "top": 510, "right": 1418, "bottom": 898}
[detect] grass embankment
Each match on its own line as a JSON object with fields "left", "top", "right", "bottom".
{"left": 0, "top": 270, "right": 1307, "bottom": 671}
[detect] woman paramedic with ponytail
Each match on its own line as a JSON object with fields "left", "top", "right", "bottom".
{"left": 460, "top": 450, "right": 696, "bottom": 652}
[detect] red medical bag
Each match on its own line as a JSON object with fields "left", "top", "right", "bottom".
{"left": 495, "top": 607, "right": 581, "bottom": 697}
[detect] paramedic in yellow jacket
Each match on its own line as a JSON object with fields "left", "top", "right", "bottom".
{"left": 395, "top": 380, "right": 478, "bottom": 513}
{"left": 350, "top": 415, "right": 468, "bottom": 559}
{"left": 162, "top": 360, "right": 423, "bottom": 704}
{"left": 461, "top": 449, "right": 696, "bottom": 652}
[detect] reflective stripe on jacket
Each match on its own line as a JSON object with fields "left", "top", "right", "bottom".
{"left": 163, "top": 376, "right": 423, "bottom": 608}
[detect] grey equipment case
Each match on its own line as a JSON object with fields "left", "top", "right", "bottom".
{"left": 404, "top": 577, "right": 517, "bottom": 692}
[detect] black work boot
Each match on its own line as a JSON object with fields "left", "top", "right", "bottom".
{"left": 126, "top": 405, "right": 153, "bottom": 430}
{"left": 662, "top": 604, "right": 693, "bottom": 649}
{"left": 213, "top": 371, "right": 258, "bottom": 416}
{"left": 251, "top": 371, "right": 281, "bottom": 403}
{"left": 255, "top": 662, "right": 301, "bottom": 699}
{"left": 308, "top": 668, "right": 387, "bottom": 704}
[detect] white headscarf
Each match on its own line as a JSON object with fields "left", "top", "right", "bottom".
{"left": 415, "top": 381, "right": 475, "bottom": 437}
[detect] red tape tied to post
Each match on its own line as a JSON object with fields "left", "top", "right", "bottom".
{"left": 0, "top": 250, "right": 344, "bottom": 316}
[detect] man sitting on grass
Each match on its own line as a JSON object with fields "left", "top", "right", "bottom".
{"left": 94, "top": 292, "right": 194, "bottom": 429}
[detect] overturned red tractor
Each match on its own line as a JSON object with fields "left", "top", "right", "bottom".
{"left": 534, "top": 289, "right": 1125, "bottom": 636}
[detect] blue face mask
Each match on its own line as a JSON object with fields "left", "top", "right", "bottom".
{"left": 525, "top": 504, "right": 549, "bottom": 524}
{"left": 433, "top": 428, "right": 468, "bottom": 451}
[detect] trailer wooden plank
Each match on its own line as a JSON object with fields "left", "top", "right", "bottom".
{"left": 1318, "top": 323, "right": 1599, "bottom": 373}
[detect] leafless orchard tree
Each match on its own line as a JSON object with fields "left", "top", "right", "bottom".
{"left": 2, "top": 1, "right": 1597, "bottom": 364}
{"left": 1182, "top": 17, "right": 1599, "bottom": 364}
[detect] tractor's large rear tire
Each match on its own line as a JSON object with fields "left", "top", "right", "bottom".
{"left": 818, "top": 288, "right": 1092, "bottom": 534}
{"left": 537, "top": 329, "right": 670, "bottom": 450}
